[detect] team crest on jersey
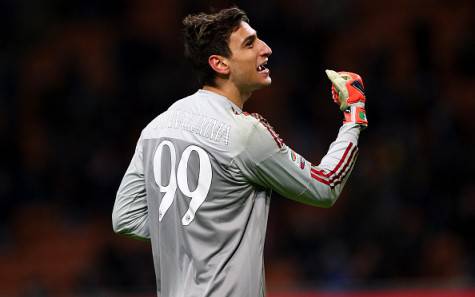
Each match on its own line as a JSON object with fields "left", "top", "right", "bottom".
{"left": 290, "top": 150, "right": 297, "bottom": 161}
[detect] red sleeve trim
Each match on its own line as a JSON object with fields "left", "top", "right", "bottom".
{"left": 243, "top": 112, "right": 284, "bottom": 149}
{"left": 310, "top": 143, "right": 358, "bottom": 189}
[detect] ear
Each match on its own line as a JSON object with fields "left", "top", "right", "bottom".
{"left": 208, "top": 55, "right": 230, "bottom": 75}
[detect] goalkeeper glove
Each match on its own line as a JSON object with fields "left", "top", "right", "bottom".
{"left": 325, "top": 69, "right": 368, "bottom": 128}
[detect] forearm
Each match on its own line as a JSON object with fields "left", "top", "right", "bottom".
{"left": 302, "top": 123, "right": 360, "bottom": 207}
{"left": 112, "top": 192, "right": 150, "bottom": 240}
{"left": 112, "top": 139, "right": 150, "bottom": 240}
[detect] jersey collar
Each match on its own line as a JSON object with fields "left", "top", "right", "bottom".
{"left": 198, "top": 89, "right": 243, "bottom": 114}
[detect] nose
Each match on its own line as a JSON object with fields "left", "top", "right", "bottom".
{"left": 260, "top": 40, "right": 272, "bottom": 57}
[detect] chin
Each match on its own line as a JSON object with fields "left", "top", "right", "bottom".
{"left": 259, "top": 77, "right": 272, "bottom": 87}
{"left": 252, "top": 82, "right": 271, "bottom": 92}
{"left": 248, "top": 77, "right": 272, "bottom": 92}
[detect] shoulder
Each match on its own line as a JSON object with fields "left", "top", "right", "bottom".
{"left": 233, "top": 112, "right": 284, "bottom": 150}
{"left": 141, "top": 93, "right": 198, "bottom": 138}
{"left": 229, "top": 111, "right": 285, "bottom": 164}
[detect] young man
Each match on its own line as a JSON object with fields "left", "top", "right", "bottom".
{"left": 112, "top": 7, "right": 368, "bottom": 297}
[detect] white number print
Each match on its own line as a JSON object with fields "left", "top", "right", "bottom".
{"left": 177, "top": 145, "right": 212, "bottom": 225}
{"left": 153, "top": 141, "right": 177, "bottom": 222}
{"left": 153, "top": 141, "right": 212, "bottom": 225}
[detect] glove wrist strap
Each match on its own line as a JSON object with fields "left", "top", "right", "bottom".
{"left": 343, "top": 105, "right": 368, "bottom": 127}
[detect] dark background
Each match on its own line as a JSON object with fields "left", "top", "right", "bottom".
{"left": 1, "top": 0, "right": 474, "bottom": 296}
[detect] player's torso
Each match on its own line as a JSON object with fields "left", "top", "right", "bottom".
{"left": 141, "top": 90, "right": 269, "bottom": 297}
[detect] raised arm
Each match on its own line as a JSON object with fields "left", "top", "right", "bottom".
{"left": 235, "top": 70, "right": 367, "bottom": 207}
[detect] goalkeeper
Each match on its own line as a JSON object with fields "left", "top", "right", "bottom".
{"left": 112, "top": 6, "right": 367, "bottom": 297}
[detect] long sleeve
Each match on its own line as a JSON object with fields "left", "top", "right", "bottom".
{"left": 112, "top": 136, "right": 150, "bottom": 240}
{"left": 235, "top": 116, "right": 360, "bottom": 208}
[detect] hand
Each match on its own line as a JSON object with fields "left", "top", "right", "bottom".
{"left": 325, "top": 69, "right": 368, "bottom": 128}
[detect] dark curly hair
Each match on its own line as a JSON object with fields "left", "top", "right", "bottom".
{"left": 183, "top": 7, "right": 249, "bottom": 87}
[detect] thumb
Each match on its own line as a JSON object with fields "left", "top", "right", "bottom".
{"left": 325, "top": 69, "right": 349, "bottom": 100}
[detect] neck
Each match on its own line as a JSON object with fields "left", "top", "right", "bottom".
{"left": 203, "top": 83, "right": 251, "bottom": 109}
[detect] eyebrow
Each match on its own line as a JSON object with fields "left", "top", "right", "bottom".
{"left": 242, "top": 33, "right": 257, "bottom": 47}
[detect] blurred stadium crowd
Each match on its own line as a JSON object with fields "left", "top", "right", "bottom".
{"left": 1, "top": 0, "right": 474, "bottom": 296}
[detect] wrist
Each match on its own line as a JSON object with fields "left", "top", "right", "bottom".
{"left": 343, "top": 105, "right": 368, "bottom": 128}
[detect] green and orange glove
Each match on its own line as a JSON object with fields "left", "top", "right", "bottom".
{"left": 325, "top": 69, "right": 368, "bottom": 128}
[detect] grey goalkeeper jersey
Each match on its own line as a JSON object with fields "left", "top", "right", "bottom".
{"left": 112, "top": 89, "right": 361, "bottom": 297}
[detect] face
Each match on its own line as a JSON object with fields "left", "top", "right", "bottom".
{"left": 225, "top": 22, "right": 272, "bottom": 93}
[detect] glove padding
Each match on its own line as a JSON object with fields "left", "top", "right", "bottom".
{"left": 325, "top": 69, "right": 368, "bottom": 128}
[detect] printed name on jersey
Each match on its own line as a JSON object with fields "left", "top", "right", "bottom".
{"left": 310, "top": 143, "right": 358, "bottom": 189}
{"left": 243, "top": 112, "right": 284, "bottom": 148}
{"left": 153, "top": 109, "right": 230, "bottom": 145}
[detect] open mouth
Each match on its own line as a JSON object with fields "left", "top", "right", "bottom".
{"left": 257, "top": 60, "right": 269, "bottom": 73}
